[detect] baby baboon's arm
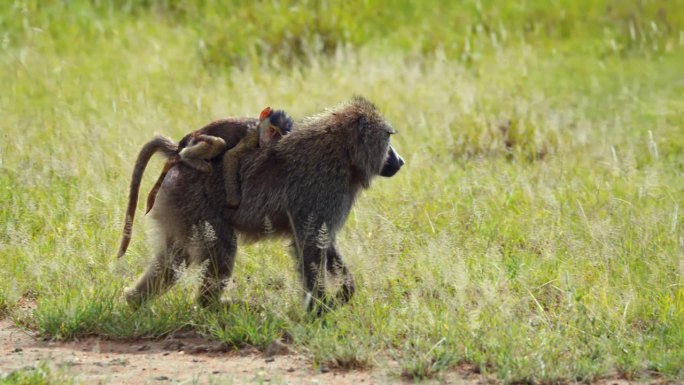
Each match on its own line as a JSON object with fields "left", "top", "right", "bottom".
{"left": 224, "top": 131, "right": 259, "bottom": 208}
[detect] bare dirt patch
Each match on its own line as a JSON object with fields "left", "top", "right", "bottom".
{"left": 0, "top": 318, "right": 481, "bottom": 384}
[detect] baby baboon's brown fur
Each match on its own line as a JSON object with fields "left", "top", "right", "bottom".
{"left": 178, "top": 134, "right": 227, "bottom": 173}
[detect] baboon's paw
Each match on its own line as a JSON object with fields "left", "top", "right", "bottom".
{"left": 123, "top": 288, "right": 143, "bottom": 309}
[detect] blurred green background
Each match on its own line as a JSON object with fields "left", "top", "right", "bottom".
{"left": 1, "top": 1, "right": 683, "bottom": 383}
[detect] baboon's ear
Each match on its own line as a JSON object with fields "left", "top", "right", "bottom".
{"left": 259, "top": 106, "right": 272, "bottom": 120}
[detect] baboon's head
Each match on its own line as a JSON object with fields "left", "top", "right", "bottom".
{"left": 344, "top": 96, "right": 405, "bottom": 186}
{"left": 257, "top": 107, "right": 294, "bottom": 147}
{"left": 293, "top": 96, "right": 404, "bottom": 188}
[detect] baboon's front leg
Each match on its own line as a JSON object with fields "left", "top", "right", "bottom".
{"left": 326, "top": 244, "right": 356, "bottom": 305}
{"left": 296, "top": 241, "right": 328, "bottom": 313}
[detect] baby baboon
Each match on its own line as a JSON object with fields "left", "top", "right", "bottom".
{"left": 142, "top": 108, "right": 293, "bottom": 214}
{"left": 120, "top": 96, "right": 404, "bottom": 311}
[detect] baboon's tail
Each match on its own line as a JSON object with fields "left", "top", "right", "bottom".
{"left": 145, "top": 161, "right": 175, "bottom": 215}
{"left": 117, "top": 136, "right": 179, "bottom": 258}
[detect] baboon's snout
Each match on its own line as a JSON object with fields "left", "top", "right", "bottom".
{"left": 380, "top": 145, "right": 404, "bottom": 177}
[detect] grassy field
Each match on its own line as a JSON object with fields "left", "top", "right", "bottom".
{"left": 1, "top": 0, "right": 684, "bottom": 383}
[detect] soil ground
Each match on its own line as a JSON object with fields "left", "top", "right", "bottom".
{"left": 0, "top": 303, "right": 649, "bottom": 385}
{"left": 0, "top": 318, "right": 486, "bottom": 384}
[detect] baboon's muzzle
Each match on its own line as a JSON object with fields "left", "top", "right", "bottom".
{"left": 380, "top": 145, "right": 404, "bottom": 177}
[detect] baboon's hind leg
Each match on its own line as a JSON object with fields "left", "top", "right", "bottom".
{"left": 125, "top": 242, "right": 189, "bottom": 308}
{"left": 197, "top": 230, "right": 238, "bottom": 307}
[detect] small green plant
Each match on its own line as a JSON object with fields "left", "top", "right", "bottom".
{"left": 400, "top": 339, "right": 459, "bottom": 380}
{"left": 0, "top": 364, "right": 76, "bottom": 385}
{"left": 204, "top": 302, "right": 287, "bottom": 350}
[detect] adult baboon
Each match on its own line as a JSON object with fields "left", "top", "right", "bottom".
{"left": 120, "top": 96, "right": 404, "bottom": 311}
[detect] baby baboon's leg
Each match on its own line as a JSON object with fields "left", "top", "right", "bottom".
{"left": 124, "top": 241, "right": 189, "bottom": 307}
{"left": 179, "top": 135, "right": 227, "bottom": 173}
{"left": 197, "top": 229, "right": 238, "bottom": 307}
{"left": 179, "top": 141, "right": 213, "bottom": 173}
{"left": 222, "top": 133, "right": 258, "bottom": 209}
{"left": 180, "top": 135, "right": 227, "bottom": 159}
{"left": 181, "top": 158, "right": 212, "bottom": 173}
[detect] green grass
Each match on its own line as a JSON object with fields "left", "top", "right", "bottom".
{"left": 1, "top": 1, "right": 683, "bottom": 383}
{"left": 0, "top": 363, "right": 76, "bottom": 385}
